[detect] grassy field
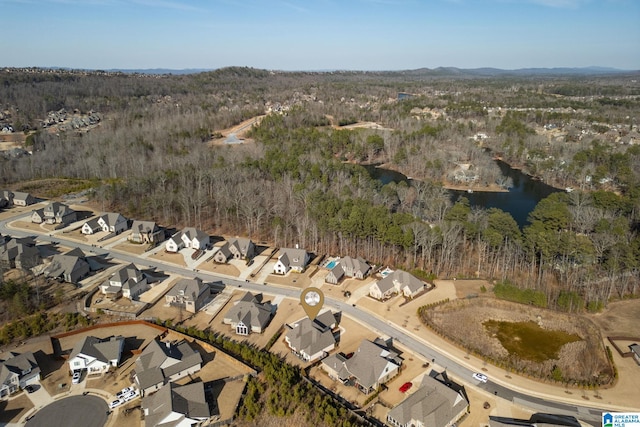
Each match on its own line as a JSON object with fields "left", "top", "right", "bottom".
{"left": 483, "top": 320, "right": 581, "bottom": 363}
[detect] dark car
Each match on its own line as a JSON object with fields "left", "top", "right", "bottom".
{"left": 25, "top": 385, "right": 37, "bottom": 393}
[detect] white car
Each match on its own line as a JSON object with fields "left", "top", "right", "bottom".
{"left": 116, "top": 386, "right": 134, "bottom": 398}
{"left": 122, "top": 389, "right": 139, "bottom": 402}
{"left": 473, "top": 372, "right": 488, "bottom": 383}
{"left": 109, "top": 399, "right": 123, "bottom": 409}
{"left": 72, "top": 371, "right": 81, "bottom": 384}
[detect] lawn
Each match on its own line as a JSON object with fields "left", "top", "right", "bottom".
{"left": 483, "top": 320, "right": 581, "bottom": 363}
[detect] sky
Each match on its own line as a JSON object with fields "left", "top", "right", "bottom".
{"left": 1, "top": 0, "right": 639, "bottom": 71}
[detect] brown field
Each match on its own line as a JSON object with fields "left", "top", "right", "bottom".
{"left": 149, "top": 250, "right": 188, "bottom": 267}
{"left": 112, "top": 239, "right": 151, "bottom": 256}
{"left": 420, "top": 298, "right": 612, "bottom": 385}
{"left": 198, "top": 260, "right": 241, "bottom": 277}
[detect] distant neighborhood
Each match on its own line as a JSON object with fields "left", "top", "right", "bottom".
{"left": 0, "top": 193, "right": 454, "bottom": 427}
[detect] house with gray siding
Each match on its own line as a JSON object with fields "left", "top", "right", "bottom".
{"left": 134, "top": 339, "right": 203, "bottom": 396}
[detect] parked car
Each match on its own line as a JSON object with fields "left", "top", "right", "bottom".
{"left": 25, "top": 385, "right": 37, "bottom": 393}
{"left": 122, "top": 389, "right": 139, "bottom": 402}
{"left": 72, "top": 371, "right": 81, "bottom": 384}
{"left": 473, "top": 372, "right": 488, "bottom": 383}
{"left": 116, "top": 386, "right": 134, "bottom": 398}
{"left": 399, "top": 382, "right": 413, "bottom": 393}
{"left": 109, "top": 399, "right": 123, "bottom": 409}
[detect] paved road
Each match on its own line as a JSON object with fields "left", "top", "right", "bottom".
{"left": 25, "top": 395, "right": 108, "bottom": 427}
{"left": 0, "top": 212, "right": 609, "bottom": 425}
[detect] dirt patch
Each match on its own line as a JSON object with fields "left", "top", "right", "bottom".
{"left": 198, "top": 260, "right": 241, "bottom": 277}
{"left": 419, "top": 298, "right": 613, "bottom": 385}
{"left": 149, "top": 250, "right": 188, "bottom": 267}
{"left": 589, "top": 299, "right": 640, "bottom": 336}
{"left": 0, "top": 392, "right": 33, "bottom": 424}
{"left": 112, "top": 240, "right": 150, "bottom": 256}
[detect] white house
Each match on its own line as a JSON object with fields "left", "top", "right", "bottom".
{"left": 97, "top": 212, "right": 129, "bottom": 234}
{"left": 81, "top": 217, "right": 101, "bottom": 235}
{"left": 180, "top": 227, "right": 210, "bottom": 250}
{"left": 165, "top": 231, "right": 184, "bottom": 253}
{"left": 68, "top": 336, "right": 124, "bottom": 375}
{"left": 165, "top": 227, "right": 210, "bottom": 252}
{"left": 273, "top": 247, "right": 310, "bottom": 275}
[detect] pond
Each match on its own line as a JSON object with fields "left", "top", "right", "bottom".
{"left": 364, "top": 161, "right": 561, "bottom": 228}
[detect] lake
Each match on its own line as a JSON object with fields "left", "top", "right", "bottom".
{"left": 363, "top": 162, "right": 561, "bottom": 228}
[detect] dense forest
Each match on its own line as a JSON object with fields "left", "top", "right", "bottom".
{"left": 1, "top": 67, "right": 639, "bottom": 312}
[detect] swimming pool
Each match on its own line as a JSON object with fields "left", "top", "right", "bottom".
{"left": 326, "top": 260, "right": 338, "bottom": 269}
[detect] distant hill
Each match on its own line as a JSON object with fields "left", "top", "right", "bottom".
{"left": 396, "top": 66, "right": 633, "bottom": 77}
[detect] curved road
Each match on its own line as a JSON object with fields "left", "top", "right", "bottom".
{"left": 25, "top": 395, "right": 108, "bottom": 427}
{"left": 0, "top": 212, "right": 609, "bottom": 425}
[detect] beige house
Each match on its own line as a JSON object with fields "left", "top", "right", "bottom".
{"left": 369, "top": 269, "right": 425, "bottom": 300}
{"left": 165, "top": 277, "right": 210, "bottom": 313}
{"left": 387, "top": 374, "right": 469, "bottom": 427}
{"left": 321, "top": 338, "right": 402, "bottom": 394}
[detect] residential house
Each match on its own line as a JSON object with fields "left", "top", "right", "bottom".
{"left": 100, "top": 263, "right": 147, "bottom": 300}
{"left": 97, "top": 212, "right": 129, "bottom": 234}
{"left": 326, "top": 256, "right": 370, "bottom": 284}
{"left": 68, "top": 336, "right": 124, "bottom": 375}
{"left": 285, "top": 311, "right": 338, "bottom": 363}
{"left": 341, "top": 256, "right": 371, "bottom": 279}
{"left": 31, "top": 202, "right": 76, "bottom": 225}
{"left": 223, "top": 292, "right": 275, "bottom": 335}
{"left": 0, "top": 351, "right": 41, "bottom": 400}
{"left": 81, "top": 217, "right": 102, "bottom": 235}
{"left": 129, "top": 220, "right": 164, "bottom": 244}
{"left": 369, "top": 269, "right": 425, "bottom": 300}
{"left": 0, "top": 190, "right": 14, "bottom": 208}
{"left": 0, "top": 237, "right": 41, "bottom": 270}
{"left": 165, "top": 231, "right": 184, "bottom": 253}
{"left": 45, "top": 248, "right": 91, "bottom": 284}
{"left": 165, "top": 277, "right": 210, "bottom": 313}
{"left": 630, "top": 343, "right": 640, "bottom": 365}
{"left": 325, "top": 264, "right": 345, "bottom": 285}
{"left": 273, "top": 247, "right": 310, "bottom": 275}
{"left": 12, "top": 191, "right": 35, "bottom": 206}
{"left": 134, "top": 339, "right": 203, "bottom": 396}
{"left": 142, "top": 382, "right": 211, "bottom": 426}
{"left": 213, "top": 237, "right": 255, "bottom": 263}
{"left": 321, "top": 338, "right": 402, "bottom": 394}
{"left": 166, "top": 227, "right": 209, "bottom": 252}
{"left": 387, "top": 374, "right": 469, "bottom": 427}
{"left": 182, "top": 227, "right": 210, "bottom": 250}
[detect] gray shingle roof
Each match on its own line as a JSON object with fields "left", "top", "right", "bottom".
{"left": 166, "top": 278, "right": 207, "bottom": 302}
{"left": 387, "top": 375, "right": 469, "bottom": 427}
{"left": 278, "top": 248, "right": 309, "bottom": 269}
{"left": 69, "top": 336, "right": 124, "bottom": 365}
{"left": 224, "top": 292, "right": 273, "bottom": 331}
{"left": 135, "top": 339, "right": 203, "bottom": 391}
{"left": 286, "top": 313, "right": 337, "bottom": 357}
{"left": 344, "top": 339, "right": 401, "bottom": 390}
{"left": 143, "top": 382, "right": 210, "bottom": 427}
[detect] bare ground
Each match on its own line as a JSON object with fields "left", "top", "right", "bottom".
{"left": 420, "top": 298, "right": 613, "bottom": 385}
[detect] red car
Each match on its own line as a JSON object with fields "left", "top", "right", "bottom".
{"left": 399, "top": 382, "right": 413, "bottom": 393}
